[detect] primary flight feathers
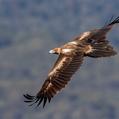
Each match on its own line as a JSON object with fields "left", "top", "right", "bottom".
{"left": 24, "top": 16, "right": 118, "bottom": 108}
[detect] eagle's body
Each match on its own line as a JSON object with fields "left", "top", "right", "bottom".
{"left": 24, "top": 16, "right": 119, "bottom": 108}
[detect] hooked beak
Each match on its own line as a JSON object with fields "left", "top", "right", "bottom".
{"left": 49, "top": 50, "right": 55, "bottom": 54}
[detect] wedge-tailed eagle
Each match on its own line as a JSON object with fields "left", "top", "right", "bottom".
{"left": 24, "top": 16, "right": 118, "bottom": 108}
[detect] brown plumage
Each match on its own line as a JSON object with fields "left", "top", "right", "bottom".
{"left": 24, "top": 16, "right": 118, "bottom": 108}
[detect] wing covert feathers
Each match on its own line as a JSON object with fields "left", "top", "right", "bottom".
{"left": 24, "top": 52, "right": 84, "bottom": 108}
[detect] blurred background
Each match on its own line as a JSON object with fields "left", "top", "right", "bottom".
{"left": 0, "top": 0, "right": 119, "bottom": 119}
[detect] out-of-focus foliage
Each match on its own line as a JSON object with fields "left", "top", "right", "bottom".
{"left": 0, "top": 0, "right": 119, "bottom": 119}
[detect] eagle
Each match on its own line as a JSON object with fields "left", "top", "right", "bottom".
{"left": 24, "top": 16, "right": 118, "bottom": 108}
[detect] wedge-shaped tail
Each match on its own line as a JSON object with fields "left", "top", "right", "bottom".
{"left": 87, "top": 41, "right": 117, "bottom": 58}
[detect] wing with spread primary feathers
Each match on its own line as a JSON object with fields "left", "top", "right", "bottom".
{"left": 90, "top": 16, "right": 119, "bottom": 40}
{"left": 24, "top": 51, "right": 84, "bottom": 108}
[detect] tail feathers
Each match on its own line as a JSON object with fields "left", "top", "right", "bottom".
{"left": 87, "top": 45, "right": 117, "bottom": 58}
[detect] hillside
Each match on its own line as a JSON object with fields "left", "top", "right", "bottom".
{"left": 0, "top": 0, "right": 119, "bottom": 119}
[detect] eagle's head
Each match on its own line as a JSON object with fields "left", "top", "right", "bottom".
{"left": 49, "top": 48, "right": 61, "bottom": 54}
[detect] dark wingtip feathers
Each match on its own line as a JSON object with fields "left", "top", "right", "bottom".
{"left": 23, "top": 93, "right": 51, "bottom": 108}
{"left": 108, "top": 16, "right": 119, "bottom": 26}
{"left": 23, "top": 94, "right": 35, "bottom": 100}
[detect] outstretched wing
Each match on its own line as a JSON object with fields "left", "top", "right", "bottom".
{"left": 24, "top": 51, "right": 84, "bottom": 108}
{"left": 73, "top": 16, "right": 119, "bottom": 42}
{"left": 90, "top": 16, "right": 119, "bottom": 40}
